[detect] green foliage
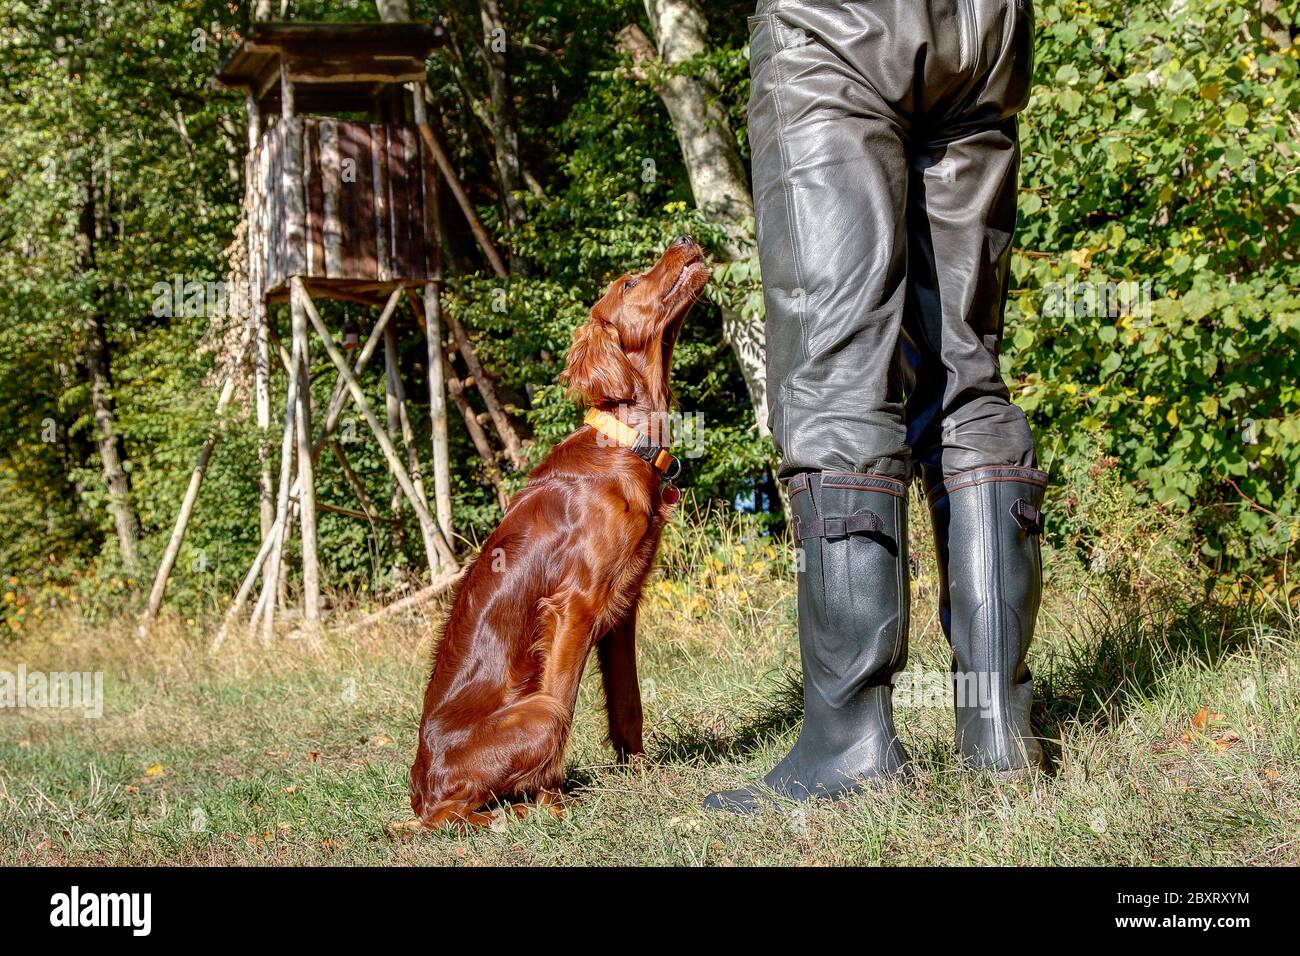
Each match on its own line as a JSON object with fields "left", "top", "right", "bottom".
{"left": 437, "top": 26, "right": 772, "bottom": 527}
{"left": 1, "top": 0, "right": 1296, "bottom": 631}
{"left": 1008, "top": 0, "right": 1300, "bottom": 575}
{"left": 0, "top": 0, "right": 245, "bottom": 619}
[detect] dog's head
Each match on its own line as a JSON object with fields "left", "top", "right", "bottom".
{"left": 560, "top": 236, "right": 709, "bottom": 410}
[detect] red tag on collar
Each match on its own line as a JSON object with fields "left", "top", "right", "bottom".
{"left": 662, "top": 483, "right": 681, "bottom": 506}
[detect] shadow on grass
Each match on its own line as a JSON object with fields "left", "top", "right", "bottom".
{"left": 1033, "top": 590, "right": 1264, "bottom": 759}
{"left": 645, "top": 586, "right": 1283, "bottom": 772}
{"left": 645, "top": 669, "right": 804, "bottom": 765}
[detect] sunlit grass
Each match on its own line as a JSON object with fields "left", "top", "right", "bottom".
{"left": 1, "top": 496, "right": 1296, "bottom": 865}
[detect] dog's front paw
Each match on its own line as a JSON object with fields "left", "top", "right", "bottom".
{"left": 384, "top": 817, "right": 430, "bottom": 841}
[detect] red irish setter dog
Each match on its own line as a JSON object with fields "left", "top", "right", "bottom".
{"left": 409, "top": 237, "right": 708, "bottom": 828}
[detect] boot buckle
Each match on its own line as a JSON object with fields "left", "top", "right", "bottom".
{"left": 823, "top": 517, "right": 847, "bottom": 539}
{"left": 1010, "top": 499, "right": 1044, "bottom": 534}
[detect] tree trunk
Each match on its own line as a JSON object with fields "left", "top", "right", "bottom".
{"left": 626, "top": 1, "right": 770, "bottom": 436}
{"left": 375, "top": 0, "right": 412, "bottom": 21}
{"left": 478, "top": 0, "right": 529, "bottom": 247}
{"left": 76, "top": 173, "right": 141, "bottom": 571}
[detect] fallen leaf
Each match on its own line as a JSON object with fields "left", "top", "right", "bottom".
{"left": 1191, "top": 706, "right": 1224, "bottom": 731}
{"left": 125, "top": 785, "right": 139, "bottom": 795}
{"left": 306, "top": 751, "right": 321, "bottom": 762}
{"left": 144, "top": 764, "right": 165, "bottom": 777}
{"left": 369, "top": 734, "right": 393, "bottom": 748}
{"left": 1213, "top": 730, "right": 1241, "bottom": 750}
{"left": 282, "top": 785, "right": 297, "bottom": 795}
{"left": 1265, "top": 767, "right": 1279, "bottom": 782}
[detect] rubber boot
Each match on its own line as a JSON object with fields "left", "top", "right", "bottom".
{"left": 926, "top": 465, "right": 1048, "bottom": 771}
{"left": 704, "top": 471, "right": 910, "bottom": 811}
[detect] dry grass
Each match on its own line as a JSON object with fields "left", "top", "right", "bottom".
{"left": 1, "top": 496, "right": 1296, "bottom": 866}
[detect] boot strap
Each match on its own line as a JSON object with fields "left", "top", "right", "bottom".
{"left": 793, "top": 512, "right": 884, "bottom": 542}
{"left": 1010, "top": 499, "right": 1044, "bottom": 534}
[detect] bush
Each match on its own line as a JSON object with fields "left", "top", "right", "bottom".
{"left": 1007, "top": 0, "right": 1300, "bottom": 580}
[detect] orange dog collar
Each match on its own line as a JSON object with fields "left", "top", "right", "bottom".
{"left": 584, "top": 410, "right": 684, "bottom": 487}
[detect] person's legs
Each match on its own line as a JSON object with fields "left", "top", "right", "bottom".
{"left": 705, "top": 2, "right": 921, "bottom": 810}
{"left": 705, "top": 472, "right": 910, "bottom": 810}
{"left": 927, "top": 466, "right": 1047, "bottom": 770}
{"left": 904, "top": 115, "right": 1034, "bottom": 474}
{"left": 905, "top": 0, "right": 1048, "bottom": 770}
{"left": 748, "top": 4, "right": 913, "bottom": 480}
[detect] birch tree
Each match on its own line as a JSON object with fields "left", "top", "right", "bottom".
{"left": 621, "top": 0, "right": 770, "bottom": 436}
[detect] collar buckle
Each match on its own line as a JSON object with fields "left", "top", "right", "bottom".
{"left": 629, "top": 433, "right": 657, "bottom": 464}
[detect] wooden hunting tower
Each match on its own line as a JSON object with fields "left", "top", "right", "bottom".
{"left": 218, "top": 22, "right": 443, "bottom": 302}
{"left": 141, "top": 22, "right": 522, "bottom": 642}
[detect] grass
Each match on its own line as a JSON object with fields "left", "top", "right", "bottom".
{"left": 1, "top": 494, "right": 1297, "bottom": 866}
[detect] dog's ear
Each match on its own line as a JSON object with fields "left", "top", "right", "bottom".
{"left": 560, "top": 312, "right": 639, "bottom": 406}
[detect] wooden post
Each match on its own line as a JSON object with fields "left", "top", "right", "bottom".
{"left": 219, "top": 290, "right": 403, "bottom": 636}
{"left": 276, "top": 498, "right": 293, "bottom": 613}
{"left": 416, "top": 121, "right": 509, "bottom": 280}
{"left": 423, "top": 288, "right": 453, "bottom": 537}
{"left": 248, "top": 89, "right": 274, "bottom": 543}
{"left": 259, "top": 313, "right": 302, "bottom": 641}
{"left": 412, "top": 85, "right": 454, "bottom": 542}
{"left": 299, "top": 292, "right": 458, "bottom": 573}
{"left": 255, "top": 64, "right": 303, "bottom": 641}
{"left": 291, "top": 278, "right": 320, "bottom": 630}
{"left": 138, "top": 332, "right": 250, "bottom": 636}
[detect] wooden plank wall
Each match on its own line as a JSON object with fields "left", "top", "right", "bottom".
{"left": 254, "top": 118, "right": 437, "bottom": 296}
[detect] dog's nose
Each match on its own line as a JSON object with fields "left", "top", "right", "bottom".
{"left": 672, "top": 235, "right": 695, "bottom": 248}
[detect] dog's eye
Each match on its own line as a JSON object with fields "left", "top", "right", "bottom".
{"left": 623, "top": 276, "right": 640, "bottom": 293}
